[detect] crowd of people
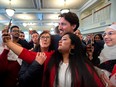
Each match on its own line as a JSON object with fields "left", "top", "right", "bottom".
{"left": 0, "top": 12, "right": 116, "bottom": 87}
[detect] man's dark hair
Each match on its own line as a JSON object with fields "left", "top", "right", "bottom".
{"left": 31, "top": 30, "right": 38, "bottom": 35}
{"left": 20, "top": 31, "right": 24, "bottom": 34}
{"left": 59, "top": 12, "right": 79, "bottom": 31}
{"left": 54, "top": 26, "right": 60, "bottom": 34}
{"left": 10, "top": 25, "right": 19, "bottom": 32}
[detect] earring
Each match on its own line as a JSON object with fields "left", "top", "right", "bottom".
{"left": 69, "top": 49, "right": 74, "bottom": 55}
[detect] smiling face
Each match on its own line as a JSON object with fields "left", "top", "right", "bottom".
{"left": 58, "top": 17, "right": 75, "bottom": 36}
{"left": 58, "top": 34, "right": 72, "bottom": 53}
{"left": 103, "top": 28, "right": 116, "bottom": 46}
{"left": 11, "top": 27, "right": 20, "bottom": 38}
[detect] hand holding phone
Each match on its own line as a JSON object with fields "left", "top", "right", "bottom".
{"left": 7, "top": 19, "right": 12, "bottom": 32}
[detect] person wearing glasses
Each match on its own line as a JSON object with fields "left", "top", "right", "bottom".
{"left": 2, "top": 32, "right": 105, "bottom": 87}
{"left": 98, "top": 24, "right": 116, "bottom": 73}
{"left": 97, "top": 24, "right": 116, "bottom": 86}
{"left": 9, "top": 26, "right": 31, "bottom": 49}
{"left": 0, "top": 25, "right": 31, "bottom": 87}
{"left": 18, "top": 31, "right": 55, "bottom": 87}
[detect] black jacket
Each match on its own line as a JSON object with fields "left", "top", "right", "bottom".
{"left": 18, "top": 61, "right": 43, "bottom": 87}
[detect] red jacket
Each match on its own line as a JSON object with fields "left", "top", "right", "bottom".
{"left": 18, "top": 48, "right": 104, "bottom": 87}
{"left": 0, "top": 49, "right": 20, "bottom": 87}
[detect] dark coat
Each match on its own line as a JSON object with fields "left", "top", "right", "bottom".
{"left": 18, "top": 61, "right": 43, "bottom": 87}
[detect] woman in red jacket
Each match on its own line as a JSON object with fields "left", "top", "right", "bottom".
{"left": 2, "top": 32, "right": 105, "bottom": 87}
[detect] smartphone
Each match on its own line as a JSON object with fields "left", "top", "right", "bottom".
{"left": 7, "top": 19, "right": 12, "bottom": 32}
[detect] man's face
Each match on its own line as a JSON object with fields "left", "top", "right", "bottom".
{"left": 11, "top": 27, "right": 20, "bottom": 38}
{"left": 58, "top": 17, "right": 75, "bottom": 36}
{"left": 19, "top": 33, "right": 25, "bottom": 40}
{"left": 31, "top": 33, "right": 39, "bottom": 44}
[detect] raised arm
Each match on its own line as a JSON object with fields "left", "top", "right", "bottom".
{"left": 2, "top": 30, "right": 54, "bottom": 64}
{"left": 2, "top": 28, "right": 23, "bottom": 56}
{"left": 4, "top": 40, "right": 23, "bottom": 56}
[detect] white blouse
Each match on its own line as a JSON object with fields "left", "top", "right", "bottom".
{"left": 58, "top": 62, "right": 71, "bottom": 87}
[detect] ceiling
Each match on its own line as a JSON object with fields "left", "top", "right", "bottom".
{"left": 0, "top": 0, "right": 100, "bottom": 32}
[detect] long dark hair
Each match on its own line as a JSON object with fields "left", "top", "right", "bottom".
{"left": 94, "top": 34, "right": 103, "bottom": 41}
{"left": 43, "top": 32, "right": 101, "bottom": 87}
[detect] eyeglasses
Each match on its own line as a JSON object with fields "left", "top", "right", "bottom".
{"left": 40, "top": 36, "right": 50, "bottom": 40}
{"left": 102, "top": 31, "right": 116, "bottom": 37}
{"left": 12, "top": 30, "right": 20, "bottom": 32}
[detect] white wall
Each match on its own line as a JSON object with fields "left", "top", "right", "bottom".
{"left": 0, "top": 31, "right": 2, "bottom": 45}
{"left": 80, "top": 0, "right": 116, "bottom": 34}
{"left": 110, "top": 0, "right": 116, "bottom": 22}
